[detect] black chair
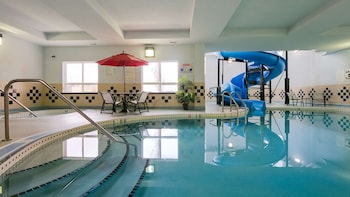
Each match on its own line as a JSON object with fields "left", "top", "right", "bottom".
{"left": 128, "top": 91, "right": 149, "bottom": 113}
{"left": 311, "top": 92, "right": 326, "bottom": 106}
{"left": 286, "top": 92, "right": 303, "bottom": 106}
{"left": 99, "top": 91, "right": 123, "bottom": 113}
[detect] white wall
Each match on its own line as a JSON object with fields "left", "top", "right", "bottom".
{"left": 205, "top": 52, "right": 246, "bottom": 90}
{"left": 0, "top": 33, "right": 43, "bottom": 81}
{"left": 317, "top": 50, "right": 350, "bottom": 85}
{"left": 192, "top": 44, "right": 205, "bottom": 82}
{"left": 288, "top": 50, "right": 350, "bottom": 87}
{"left": 43, "top": 44, "right": 203, "bottom": 84}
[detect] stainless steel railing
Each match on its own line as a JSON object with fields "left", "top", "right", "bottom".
{"left": 211, "top": 86, "right": 248, "bottom": 123}
{"left": 231, "top": 91, "right": 248, "bottom": 125}
{"left": 3, "top": 79, "right": 118, "bottom": 142}
{"left": 221, "top": 91, "right": 237, "bottom": 112}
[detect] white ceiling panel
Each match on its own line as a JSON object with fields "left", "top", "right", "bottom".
{"left": 0, "top": 0, "right": 350, "bottom": 53}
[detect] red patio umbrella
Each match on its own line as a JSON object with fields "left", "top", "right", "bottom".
{"left": 97, "top": 51, "right": 148, "bottom": 112}
{"left": 97, "top": 51, "right": 148, "bottom": 93}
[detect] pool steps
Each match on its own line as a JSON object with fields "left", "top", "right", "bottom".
{"left": 85, "top": 135, "right": 147, "bottom": 196}
{"left": 7, "top": 134, "right": 147, "bottom": 196}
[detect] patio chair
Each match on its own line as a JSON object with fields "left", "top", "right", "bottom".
{"left": 286, "top": 92, "right": 303, "bottom": 106}
{"left": 128, "top": 91, "right": 149, "bottom": 113}
{"left": 311, "top": 92, "right": 326, "bottom": 106}
{"left": 99, "top": 91, "right": 123, "bottom": 113}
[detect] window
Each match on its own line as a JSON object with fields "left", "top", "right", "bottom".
{"left": 62, "top": 62, "right": 98, "bottom": 93}
{"left": 142, "top": 61, "right": 178, "bottom": 92}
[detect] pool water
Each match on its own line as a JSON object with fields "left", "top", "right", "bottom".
{"left": 134, "top": 110, "right": 350, "bottom": 196}
{"left": 2, "top": 110, "right": 350, "bottom": 196}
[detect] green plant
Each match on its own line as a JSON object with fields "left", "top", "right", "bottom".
{"left": 175, "top": 75, "right": 195, "bottom": 104}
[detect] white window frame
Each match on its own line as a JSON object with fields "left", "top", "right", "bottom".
{"left": 62, "top": 61, "right": 98, "bottom": 93}
{"left": 142, "top": 61, "right": 178, "bottom": 93}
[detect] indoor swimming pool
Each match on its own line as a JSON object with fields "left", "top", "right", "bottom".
{"left": 1, "top": 110, "right": 350, "bottom": 196}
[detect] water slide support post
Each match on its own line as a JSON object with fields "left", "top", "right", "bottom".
{"left": 284, "top": 51, "right": 290, "bottom": 105}
{"left": 260, "top": 64, "right": 265, "bottom": 101}
{"left": 217, "top": 59, "right": 223, "bottom": 104}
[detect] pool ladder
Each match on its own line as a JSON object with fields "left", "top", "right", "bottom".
{"left": 2, "top": 79, "right": 119, "bottom": 143}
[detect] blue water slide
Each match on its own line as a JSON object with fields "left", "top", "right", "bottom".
{"left": 219, "top": 51, "right": 286, "bottom": 113}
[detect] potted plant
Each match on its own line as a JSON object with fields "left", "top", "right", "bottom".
{"left": 175, "top": 75, "right": 196, "bottom": 110}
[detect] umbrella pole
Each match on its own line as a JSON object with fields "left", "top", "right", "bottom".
{"left": 121, "top": 65, "right": 128, "bottom": 112}
{"left": 123, "top": 65, "right": 126, "bottom": 93}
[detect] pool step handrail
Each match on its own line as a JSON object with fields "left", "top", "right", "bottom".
{"left": 0, "top": 88, "right": 37, "bottom": 117}
{"left": 3, "top": 79, "right": 118, "bottom": 142}
{"left": 221, "top": 91, "right": 235, "bottom": 112}
{"left": 211, "top": 86, "right": 248, "bottom": 125}
{"left": 231, "top": 91, "right": 248, "bottom": 125}
{"left": 221, "top": 91, "right": 241, "bottom": 126}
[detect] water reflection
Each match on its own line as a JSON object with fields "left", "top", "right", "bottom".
{"left": 205, "top": 113, "right": 285, "bottom": 166}
{"left": 111, "top": 111, "right": 350, "bottom": 196}
{"left": 142, "top": 128, "right": 179, "bottom": 159}
{"left": 63, "top": 131, "right": 99, "bottom": 159}
{"left": 205, "top": 110, "right": 350, "bottom": 169}
{"left": 104, "top": 110, "right": 350, "bottom": 171}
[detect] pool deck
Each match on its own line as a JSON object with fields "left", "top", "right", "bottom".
{"left": 0, "top": 102, "right": 239, "bottom": 147}
{"left": 1, "top": 101, "right": 350, "bottom": 149}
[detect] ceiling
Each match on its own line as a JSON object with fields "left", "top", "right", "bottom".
{"left": 1, "top": 0, "right": 350, "bottom": 53}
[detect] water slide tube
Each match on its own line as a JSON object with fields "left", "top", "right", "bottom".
{"left": 219, "top": 51, "right": 286, "bottom": 113}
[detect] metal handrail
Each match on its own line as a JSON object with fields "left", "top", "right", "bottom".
{"left": 222, "top": 91, "right": 242, "bottom": 125}
{"left": 221, "top": 91, "right": 235, "bottom": 112}
{"left": 3, "top": 79, "right": 118, "bottom": 142}
{"left": 232, "top": 91, "right": 248, "bottom": 125}
{"left": 0, "top": 88, "right": 37, "bottom": 117}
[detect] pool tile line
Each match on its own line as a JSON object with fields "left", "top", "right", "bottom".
{"left": 267, "top": 104, "right": 350, "bottom": 114}
{"left": 129, "top": 159, "right": 149, "bottom": 197}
